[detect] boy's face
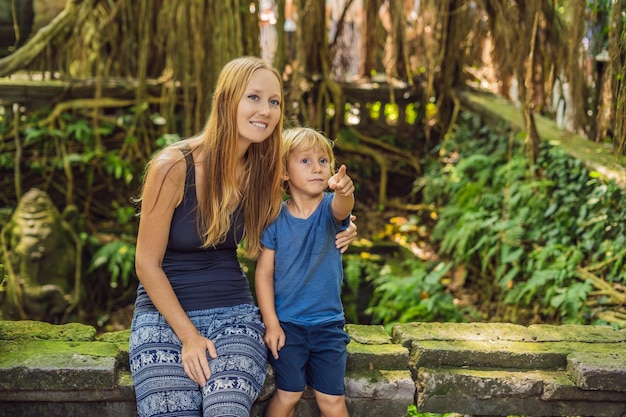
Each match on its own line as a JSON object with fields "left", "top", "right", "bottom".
{"left": 284, "top": 145, "right": 333, "bottom": 196}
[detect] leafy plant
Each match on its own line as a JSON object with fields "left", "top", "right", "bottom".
{"left": 88, "top": 238, "right": 136, "bottom": 289}
{"left": 419, "top": 112, "right": 626, "bottom": 326}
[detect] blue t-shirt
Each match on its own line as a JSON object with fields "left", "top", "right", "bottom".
{"left": 260, "top": 193, "right": 349, "bottom": 325}
{"left": 134, "top": 146, "right": 254, "bottom": 312}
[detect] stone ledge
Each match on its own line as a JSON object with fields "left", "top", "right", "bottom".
{"left": 0, "top": 371, "right": 134, "bottom": 401}
{"left": 418, "top": 367, "right": 626, "bottom": 416}
{"left": 345, "top": 370, "right": 415, "bottom": 400}
{"left": 0, "top": 340, "right": 123, "bottom": 391}
{"left": 0, "top": 320, "right": 413, "bottom": 417}
{"left": 421, "top": 393, "right": 626, "bottom": 417}
{"left": 346, "top": 341, "right": 409, "bottom": 371}
{"left": 2, "top": 320, "right": 626, "bottom": 417}
{"left": 568, "top": 351, "right": 626, "bottom": 392}
{"left": 412, "top": 340, "right": 568, "bottom": 370}
{"left": 392, "top": 322, "right": 626, "bottom": 344}
{"left": 397, "top": 322, "right": 626, "bottom": 416}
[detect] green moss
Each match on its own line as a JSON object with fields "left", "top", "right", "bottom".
{"left": 0, "top": 340, "right": 122, "bottom": 366}
{"left": 0, "top": 320, "right": 96, "bottom": 342}
{"left": 97, "top": 329, "right": 130, "bottom": 344}
{"left": 348, "top": 340, "right": 406, "bottom": 355}
{"left": 346, "top": 324, "right": 391, "bottom": 344}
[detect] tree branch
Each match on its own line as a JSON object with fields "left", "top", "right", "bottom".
{"left": 0, "top": 0, "right": 91, "bottom": 76}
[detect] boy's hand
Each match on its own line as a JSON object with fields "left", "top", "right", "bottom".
{"left": 263, "top": 323, "right": 286, "bottom": 360}
{"left": 328, "top": 164, "right": 354, "bottom": 197}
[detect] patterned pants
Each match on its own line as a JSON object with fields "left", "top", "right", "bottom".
{"left": 129, "top": 304, "right": 267, "bottom": 417}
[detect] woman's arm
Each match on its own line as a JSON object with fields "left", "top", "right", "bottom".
{"left": 335, "top": 215, "right": 357, "bottom": 254}
{"left": 134, "top": 148, "right": 216, "bottom": 387}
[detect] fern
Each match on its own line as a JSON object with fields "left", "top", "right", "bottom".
{"left": 418, "top": 112, "right": 626, "bottom": 325}
{"left": 89, "top": 239, "right": 136, "bottom": 289}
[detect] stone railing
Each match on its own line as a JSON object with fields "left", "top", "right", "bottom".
{"left": 1, "top": 320, "right": 625, "bottom": 417}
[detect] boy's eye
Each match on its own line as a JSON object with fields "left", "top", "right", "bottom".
{"left": 320, "top": 158, "right": 328, "bottom": 165}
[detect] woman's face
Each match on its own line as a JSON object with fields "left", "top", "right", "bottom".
{"left": 237, "top": 68, "right": 282, "bottom": 147}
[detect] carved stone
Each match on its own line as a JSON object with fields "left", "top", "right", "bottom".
{"left": 1, "top": 188, "right": 80, "bottom": 323}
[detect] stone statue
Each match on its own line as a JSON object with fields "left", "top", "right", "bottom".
{"left": 1, "top": 188, "right": 81, "bottom": 323}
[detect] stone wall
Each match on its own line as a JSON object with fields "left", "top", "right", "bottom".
{"left": 0, "top": 320, "right": 625, "bottom": 417}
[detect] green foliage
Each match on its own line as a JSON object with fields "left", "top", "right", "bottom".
{"left": 366, "top": 259, "right": 467, "bottom": 326}
{"left": 0, "top": 100, "right": 177, "bottom": 326}
{"left": 342, "top": 220, "right": 478, "bottom": 328}
{"left": 156, "top": 133, "right": 181, "bottom": 149}
{"left": 88, "top": 237, "right": 136, "bottom": 289}
{"left": 104, "top": 151, "right": 135, "bottom": 184}
{"left": 420, "top": 112, "right": 626, "bottom": 325}
{"left": 405, "top": 404, "right": 488, "bottom": 417}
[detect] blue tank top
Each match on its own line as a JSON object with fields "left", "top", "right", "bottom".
{"left": 134, "top": 145, "right": 254, "bottom": 312}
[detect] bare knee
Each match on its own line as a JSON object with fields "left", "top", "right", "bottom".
{"left": 314, "top": 391, "right": 349, "bottom": 417}
{"left": 265, "top": 389, "right": 303, "bottom": 417}
{"left": 274, "top": 389, "right": 303, "bottom": 406}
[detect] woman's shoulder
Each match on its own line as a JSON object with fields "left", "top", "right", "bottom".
{"left": 147, "top": 145, "right": 189, "bottom": 185}
{"left": 153, "top": 145, "right": 186, "bottom": 167}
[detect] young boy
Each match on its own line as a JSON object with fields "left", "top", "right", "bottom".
{"left": 255, "top": 127, "right": 355, "bottom": 417}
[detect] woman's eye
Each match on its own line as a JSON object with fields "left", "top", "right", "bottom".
{"left": 248, "top": 94, "right": 259, "bottom": 100}
{"left": 270, "top": 98, "right": 280, "bottom": 106}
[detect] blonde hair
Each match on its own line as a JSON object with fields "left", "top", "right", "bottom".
{"left": 282, "top": 127, "right": 335, "bottom": 195}
{"left": 193, "top": 56, "right": 284, "bottom": 258}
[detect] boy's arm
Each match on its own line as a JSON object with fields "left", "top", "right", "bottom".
{"left": 254, "top": 246, "right": 285, "bottom": 359}
{"left": 328, "top": 164, "right": 355, "bottom": 222}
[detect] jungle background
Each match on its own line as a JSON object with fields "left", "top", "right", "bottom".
{"left": 0, "top": 0, "right": 625, "bottom": 335}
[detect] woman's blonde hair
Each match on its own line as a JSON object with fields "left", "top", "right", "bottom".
{"left": 192, "top": 56, "right": 284, "bottom": 258}
{"left": 281, "top": 127, "right": 335, "bottom": 195}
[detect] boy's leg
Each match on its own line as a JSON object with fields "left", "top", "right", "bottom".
{"left": 313, "top": 391, "right": 349, "bottom": 417}
{"left": 267, "top": 322, "right": 309, "bottom": 417}
{"left": 264, "top": 389, "right": 303, "bottom": 417}
{"left": 307, "top": 321, "right": 351, "bottom": 417}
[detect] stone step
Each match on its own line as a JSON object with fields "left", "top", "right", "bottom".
{"left": 418, "top": 367, "right": 626, "bottom": 417}
{"left": 4, "top": 320, "right": 626, "bottom": 417}
{"left": 567, "top": 350, "right": 626, "bottom": 392}
{"left": 346, "top": 341, "right": 409, "bottom": 371}
{"left": 411, "top": 339, "right": 626, "bottom": 376}
{"left": 345, "top": 323, "right": 410, "bottom": 372}
{"left": 392, "top": 322, "right": 626, "bottom": 344}
{"left": 0, "top": 339, "right": 122, "bottom": 391}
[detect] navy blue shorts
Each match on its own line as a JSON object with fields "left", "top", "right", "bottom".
{"left": 269, "top": 320, "right": 350, "bottom": 395}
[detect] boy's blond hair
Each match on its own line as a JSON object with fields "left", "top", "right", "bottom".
{"left": 282, "top": 127, "right": 336, "bottom": 194}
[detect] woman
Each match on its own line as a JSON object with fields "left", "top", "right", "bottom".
{"left": 129, "top": 56, "right": 356, "bottom": 417}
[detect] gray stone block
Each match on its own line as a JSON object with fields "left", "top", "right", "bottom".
{"left": 568, "top": 350, "right": 626, "bottom": 392}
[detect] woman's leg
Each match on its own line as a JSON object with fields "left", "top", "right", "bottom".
{"left": 129, "top": 310, "right": 202, "bottom": 417}
{"left": 193, "top": 305, "right": 268, "bottom": 417}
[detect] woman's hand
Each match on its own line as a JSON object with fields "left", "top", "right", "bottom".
{"left": 181, "top": 332, "right": 218, "bottom": 386}
{"left": 336, "top": 214, "right": 357, "bottom": 254}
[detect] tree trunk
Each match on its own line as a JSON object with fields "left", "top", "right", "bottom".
{"left": 358, "top": 0, "right": 380, "bottom": 79}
